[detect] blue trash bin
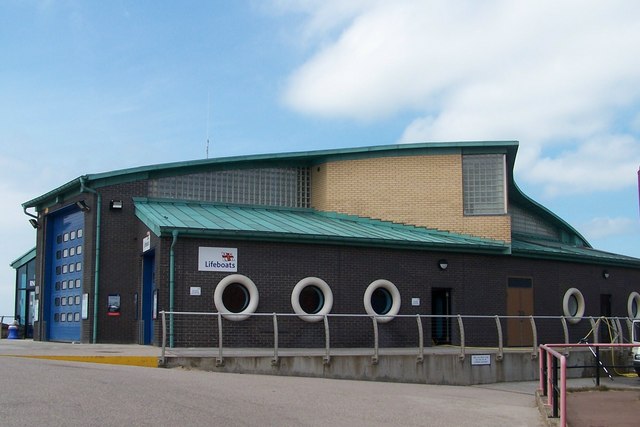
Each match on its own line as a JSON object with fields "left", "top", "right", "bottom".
{"left": 7, "top": 323, "right": 19, "bottom": 339}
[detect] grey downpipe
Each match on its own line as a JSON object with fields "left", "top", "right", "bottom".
{"left": 80, "top": 177, "right": 101, "bottom": 344}
{"left": 23, "top": 207, "right": 42, "bottom": 338}
{"left": 169, "top": 230, "right": 178, "bottom": 348}
{"left": 23, "top": 207, "right": 38, "bottom": 220}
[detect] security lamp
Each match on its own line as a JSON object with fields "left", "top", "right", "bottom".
{"left": 602, "top": 270, "right": 610, "bottom": 279}
{"left": 29, "top": 218, "right": 39, "bottom": 229}
{"left": 76, "top": 200, "right": 90, "bottom": 212}
{"left": 438, "top": 259, "right": 448, "bottom": 270}
{"left": 110, "top": 200, "right": 123, "bottom": 210}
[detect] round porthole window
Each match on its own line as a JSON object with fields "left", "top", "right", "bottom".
{"left": 627, "top": 292, "right": 640, "bottom": 319}
{"left": 562, "top": 288, "right": 585, "bottom": 324}
{"left": 223, "top": 283, "right": 249, "bottom": 312}
{"left": 364, "top": 279, "right": 401, "bottom": 323}
{"left": 291, "top": 277, "right": 333, "bottom": 322}
{"left": 214, "top": 274, "right": 259, "bottom": 321}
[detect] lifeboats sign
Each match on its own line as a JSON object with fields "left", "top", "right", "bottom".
{"left": 198, "top": 247, "right": 238, "bottom": 272}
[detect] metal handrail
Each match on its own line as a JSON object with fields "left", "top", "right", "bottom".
{"left": 323, "top": 315, "right": 330, "bottom": 364}
{"left": 539, "top": 344, "right": 567, "bottom": 426}
{"left": 529, "top": 316, "right": 538, "bottom": 358}
{"left": 158, "top": 312, "right": 637, "bottom": 367}
{"left": 416, "top": 314, "right": 424, "bottom": 363}
{"left": 539, "top": 342, "right": 640, "bottom": 427}
{"left": 272, "top": 313, "right": 279, "bottom": 365}
{"left": 457, "top": 314, "right": 465, "bottom": 360}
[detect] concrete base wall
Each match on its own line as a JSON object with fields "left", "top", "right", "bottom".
{"left": 163, "top": 350, "right": 597, "bottom": 385}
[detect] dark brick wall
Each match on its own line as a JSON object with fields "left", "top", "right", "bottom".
{"left": 152, "top": 237, "right": 640, "bottom": 348}
{"left": 94, "top": 181, "right": 148, "bottom": 343}
{"left": 31, "top": 179, "right": 640, "bottom": 348}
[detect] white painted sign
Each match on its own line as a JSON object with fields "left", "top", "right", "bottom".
{"left": 143, "top": 235, "right": 151, "bottom": 252}
{"left": 190, "top": 287, "right": 201, "bottom": 296}
{"left": 471, "top": 354, "right": 491, "bottom": 366}
{"left": 411, "top": 298, "right": 420, "bottom": 306}
{"left": 198, "top": 247, "right": 238, "bottom": 272}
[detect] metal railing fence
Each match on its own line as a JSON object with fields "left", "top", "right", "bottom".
{"left": 539, "top": 343, "right": 639, "bottom": 427}
{"left": 160, "top": 312, "right": 638, "bottom": 366}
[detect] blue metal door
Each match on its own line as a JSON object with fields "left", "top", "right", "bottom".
{"left": 142, "top": 252, "right": 155, "bottom": 344}
{"left": 47, "top": 209, "right": 84, "bottom": 342}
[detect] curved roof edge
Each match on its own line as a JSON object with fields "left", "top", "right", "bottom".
{"left": 20, "top": 139, "right": 595, "bottom": 253}
{"left": 23, "top": 141, "right": 518, "bottom": 209}
{"left": 508, "top": 180, "right": 591, "bottom": 248}
{"left": 512, "top": 237, "right": 640, "bottom": 268}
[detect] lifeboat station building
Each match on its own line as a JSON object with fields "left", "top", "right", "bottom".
{"left": 19, "top": 141, "right": 640, "bottom": 347}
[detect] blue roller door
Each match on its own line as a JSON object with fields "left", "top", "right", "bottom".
{"left": 48, "top": 210, "right": 84, "bottom": 342}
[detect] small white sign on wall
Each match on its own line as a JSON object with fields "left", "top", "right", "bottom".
{"left": 81, "top": 294, "right": 89, "bottom": 319}
{"left": 471, "top": 354, "right": 491, "bottom": 366}
{"left": 198, "top": 247, "right": 238, "bottom": 272}
{"left": 143, "top": 235, "right": 151, "bottom": 252}
{"left": 190, "top": 287, "right": 201, "bottom": 296}
{"left": 411, "top": 298, "right": 420, "bottom": 306}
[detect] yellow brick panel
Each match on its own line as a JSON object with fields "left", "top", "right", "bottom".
{"left": 310, "top": 155, "right": 511, "bottom": 242}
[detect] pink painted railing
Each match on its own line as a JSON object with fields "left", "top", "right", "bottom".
{"left": 539, "top": 343, "right": 638, "bottom": 427}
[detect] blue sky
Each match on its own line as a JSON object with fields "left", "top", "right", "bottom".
{"left": 2, "top": 1, "right": 640, "bottom": 317}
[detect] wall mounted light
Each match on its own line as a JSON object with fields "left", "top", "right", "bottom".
{"left": 110, "top": 200, "right": 123, "bottom": 210}
{"left": 438, "top": 259, "right": 449, "bottom": 270}
{"left": 29, "top": 218, "right": 39, "bottom": 229}
{"left": 76, "top": 200, "right": 90, "bottom": 212}
{"left": 602, "top": 270, "right": 610, "bottom": 279}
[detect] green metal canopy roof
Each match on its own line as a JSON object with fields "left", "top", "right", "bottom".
{"left": 511, "top": 236, "right": 640, "bottom": 268}
{"left": 10, "top": 247, "right": 36, "bottom": 269}
{"left": 134, "top": 198, "right": 509, "bottom": 253}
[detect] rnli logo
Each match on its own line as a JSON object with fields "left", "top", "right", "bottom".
{"left": 199, "top": 247, "right": 238, "bottom": 272}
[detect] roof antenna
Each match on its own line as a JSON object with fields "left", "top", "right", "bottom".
{"left": 206, "top": 91, "right": 211, "bottom": 159}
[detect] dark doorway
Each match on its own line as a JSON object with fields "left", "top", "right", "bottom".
{"left": 599, "top": 294, "right": 613, "bottom": 342}
{"left": 432, "top": 288, "right": 451, "bottom": 345}
{"left": 142, "top": 251, "right": 155, "bottom": 345}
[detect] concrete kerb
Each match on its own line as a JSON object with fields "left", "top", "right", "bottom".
{"left": 0, "top": 340, "right": 595, "bottom": 384}
{"left": 0, "top": 340, "right": 160, "bottom": 368}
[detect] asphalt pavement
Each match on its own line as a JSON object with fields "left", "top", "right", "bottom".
{"left": 1, "top": 339, "right": 639, "bottom": 426}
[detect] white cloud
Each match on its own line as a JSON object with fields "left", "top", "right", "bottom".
{"left": 270, "top": 0, "right": 377, "bottom": 45}
{"left": 580, "top": 216, "right": 638, "bottom": 240}
{"left": 279, "top": 0, "right": 640, "bottom": 196}
{"left": 521, "top": 134, "right": 640, "bottom": 196}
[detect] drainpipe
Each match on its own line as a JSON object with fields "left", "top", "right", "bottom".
{"left": 169, "top": 230, "right": 179, "bottom": 348}
{"left": 23, "top": 207, "right": 38, "bottom": 220}
{"left": 80, "top": 177, "right": 101, "bottom": 344}
{"left": 23, "top": 207, "right": 43, "bottom": 339}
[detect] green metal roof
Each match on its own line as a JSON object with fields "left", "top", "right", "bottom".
{"left": 133, "top": 198, "right": 640, "bottom": 266}
{"left": 511, "top": 237, "right": 640, "bottom": 268}
{"left": 10, "top": 247, "right": 36, "bottom": 269}
{"left": 134, "top": 198, "right": 509, "bottom": 253}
